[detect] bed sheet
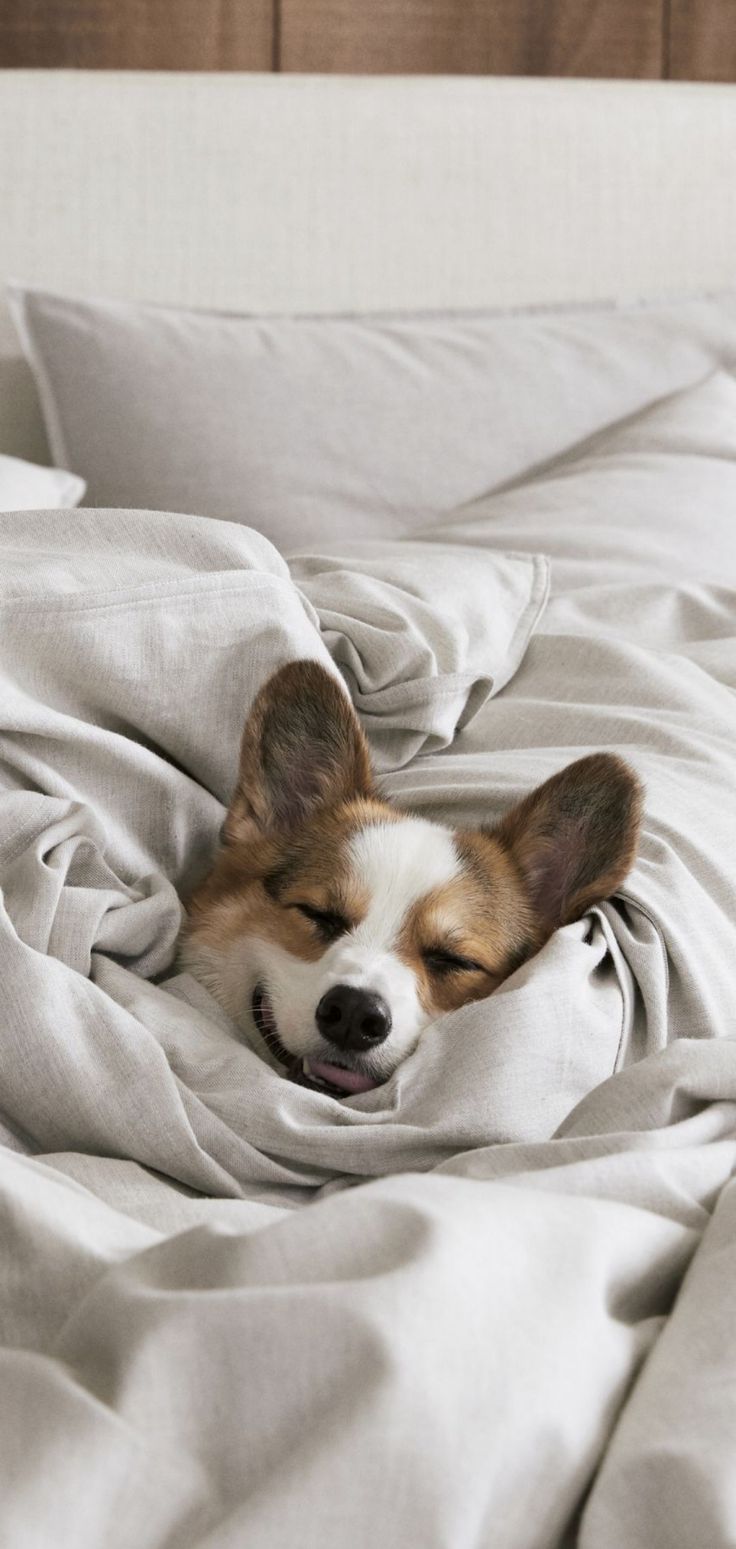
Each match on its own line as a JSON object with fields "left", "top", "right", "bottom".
{"left": 2, "top": 372, "right": 736, "bottom": 1547}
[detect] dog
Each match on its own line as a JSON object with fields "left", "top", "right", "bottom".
{"left": 182, "top": 659, "right": 642, "bottom": 1097}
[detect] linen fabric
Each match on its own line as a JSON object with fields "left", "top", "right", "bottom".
{"left": 9, "top": 282, "right": 736, "bottom": 547}
{"left": 1, "top": 374, "right": 736, "bottom": 1544}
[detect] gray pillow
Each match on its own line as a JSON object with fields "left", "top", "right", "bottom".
{"left": 9, "top": 284, "right": 736, "bottom": 549}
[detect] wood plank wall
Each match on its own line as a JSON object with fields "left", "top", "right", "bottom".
{"left": 0, "top": 0, "right": 734, "bottom": 80}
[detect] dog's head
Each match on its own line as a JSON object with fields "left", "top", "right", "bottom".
{"left": 183, "top": 661, "right": 642, "bottom": 1096}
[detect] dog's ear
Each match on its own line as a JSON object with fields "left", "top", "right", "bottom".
{"left": 494, "top": 754, "right": 642, "bottom": 938}
{"left": 224, "top": 660, "right": 374, "bottom": 844}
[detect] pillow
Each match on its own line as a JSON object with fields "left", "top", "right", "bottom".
{"left": 419, "top": 369, "right": 736, "bottom": 595}
{"left": 0, "top": 450, "right": 85, "bottom": 513}
{"left": 9, "top": 283, "right": 736, "bottom": 549}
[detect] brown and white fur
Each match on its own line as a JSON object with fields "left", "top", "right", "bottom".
{"left": 182, "top": 660, "right": 642, "bottom": 1096}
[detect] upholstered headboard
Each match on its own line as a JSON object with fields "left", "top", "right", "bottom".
{"left": 2, "top": 69, "right": 736, "bottom": 461}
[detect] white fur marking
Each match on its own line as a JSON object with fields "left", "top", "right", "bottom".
{"left": 348, "top": 820, "right": 461, "bottom": 954}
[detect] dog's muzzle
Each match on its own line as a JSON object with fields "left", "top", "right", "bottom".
{"left": 251, "top": 984, "right": 386, "bottom": 1097}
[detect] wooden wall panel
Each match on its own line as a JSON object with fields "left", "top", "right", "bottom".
{"left": 669, "top": 0, "right": 736, "bottom": 81}
{"left": 0, "top": 0, "right": 274, "bottom": 71}
{"left": 0, "top": 0, "right": 734, "bottom": 82}
{"left": 279, "top": 0, "right": 665, "bottom": 77}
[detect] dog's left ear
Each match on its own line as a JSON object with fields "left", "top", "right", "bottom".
{"left": 224, "top": 659, "right": 374, "bottom": 845}
{"left": 494, "top": 753, "right": 642, "bottom": 937}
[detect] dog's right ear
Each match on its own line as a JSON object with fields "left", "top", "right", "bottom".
{"left": 223, "top": 660, "right": 374, "bottom": 845}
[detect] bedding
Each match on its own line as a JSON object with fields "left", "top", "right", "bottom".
{"left": 9, "top": 282, "right": 736, "bottom": 547}
{"left": 2, "top": 371, "right": 736, "bottom": 1547}
{"left": 0, "top": 448, "right": 84, "bottom": 510}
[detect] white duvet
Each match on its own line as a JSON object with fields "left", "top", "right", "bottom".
{"left": 2, "top": 371, "right": 736, "bottom": 1548}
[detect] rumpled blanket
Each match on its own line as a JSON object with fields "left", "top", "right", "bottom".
{"left": 2, "top": 371, "right": 736, "bottom": 1549}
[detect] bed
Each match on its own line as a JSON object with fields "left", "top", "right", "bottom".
{"left": 2, "top": 70, "right": 736, "bottom": 1549}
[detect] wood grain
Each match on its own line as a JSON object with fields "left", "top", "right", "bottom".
{"left": 0, "top": 0, "right": 733, "bottom": 83}
{"left": 0, "top": 0, "right": 274, "bottom": 71}
{"left": 279, "top": 0, "right": 665, "bottom": 77}
{"left": 669, "top": 0, "right": 736, "bottom": 80}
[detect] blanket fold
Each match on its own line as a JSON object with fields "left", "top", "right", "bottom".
{"left": 2, "top": 399, "right": 736, "bottom": 1549}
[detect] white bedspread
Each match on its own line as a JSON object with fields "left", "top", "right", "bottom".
{"left": 2, "top": 372, "right": 736, "bottom": 1548}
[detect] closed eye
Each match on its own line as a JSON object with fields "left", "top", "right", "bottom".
{"left": 291, "top": 903, "right": 350, "bottom": 942}
{"left": 423, "top": 948, "right": 488, "bottom": 976}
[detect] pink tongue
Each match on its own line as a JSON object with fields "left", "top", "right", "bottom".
{"left": 305, "top": 1058, "right": 380, "bottom": 1094}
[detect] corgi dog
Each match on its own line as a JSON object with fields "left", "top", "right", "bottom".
{"left": 182, "top": 660, "right": 642, "bottom": 1097}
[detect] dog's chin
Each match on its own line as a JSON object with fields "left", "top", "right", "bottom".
{"left": 251, "top": 986, "right": 387, "bottom": 1098}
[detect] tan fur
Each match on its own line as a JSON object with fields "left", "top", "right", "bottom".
{"left": 188, "top": 797, "right": 399, "bottom": 957}
{"left": 188, "top": 797, "right": 534, "bottom": 1003}
{"left": 396, "top": 838, "right": 533, "bottom": 1014}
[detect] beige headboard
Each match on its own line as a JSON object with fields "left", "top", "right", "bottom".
{"left": 2, "top": 69, "right": 736, "bottom": 461}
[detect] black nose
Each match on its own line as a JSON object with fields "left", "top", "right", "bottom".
{"left": 315, "top": 985, "right": 392, "bottom": 1051}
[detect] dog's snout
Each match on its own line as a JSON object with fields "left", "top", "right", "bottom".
{"left": 316, "top": 985, "right": 392, "bottom": 1050}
